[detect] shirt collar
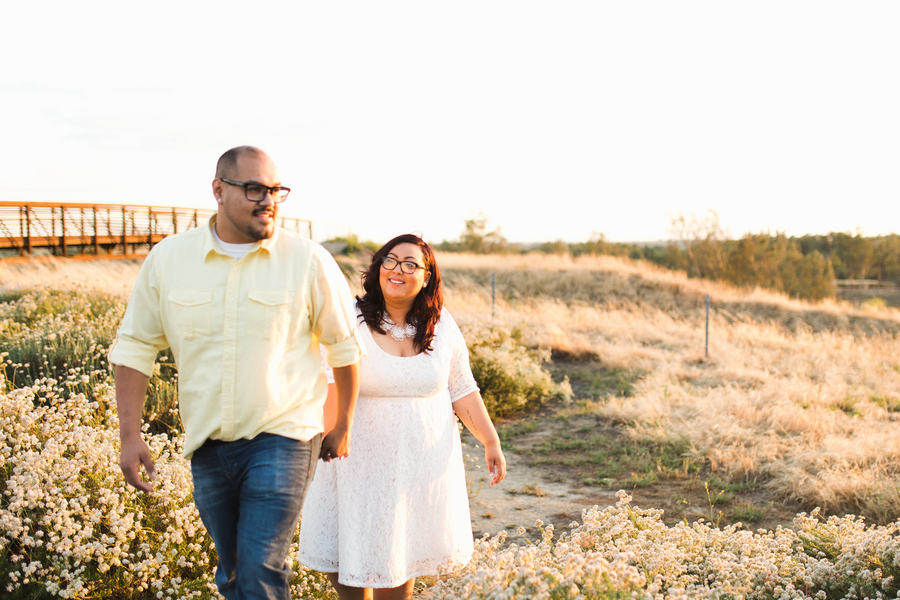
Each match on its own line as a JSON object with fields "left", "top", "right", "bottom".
{"left": 203, "top": 214, "right": 279, "bottom": 261}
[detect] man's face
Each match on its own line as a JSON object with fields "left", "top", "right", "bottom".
{"left": 212, "top": 152, "right": 282, "bottom": 243}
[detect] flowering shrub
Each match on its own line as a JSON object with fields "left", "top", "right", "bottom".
{"left": 464, "top": 326, "right": 572, "bottom": 419}
{"left": 0, "top": 288, "right": 180, "bottom": 434}
{"left": 431, "top": 491, "right": 900, "bottom": 599}
{"left": 0, "top": 367, "right": 216, "bottom": 599}
{"left": 0, "top": 289, "right": 123, "bottom": 393}
{"left": 0, "top": 354, "right": 338, "bottom": 599}
{"left": 5, "top": 285, "right": 900, "bottom": 599}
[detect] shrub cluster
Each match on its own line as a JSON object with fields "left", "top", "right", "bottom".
{"left": 431, "top": 491, "right": 900, "bottom": 599}
{"left": 0, "top": 365, "right": 216, "bottom": 599}
{"left": 463, "top": 325, "right": 572, "bottom": 419}
{"left": 0, "top": 289, "right": 339, "bottom": 599}
{"left": 6, "top": 286, "right": 900, "bottom": 599}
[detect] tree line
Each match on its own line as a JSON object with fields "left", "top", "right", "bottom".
{"left": 436, "top": 212, "right": 900, "bottom": 302}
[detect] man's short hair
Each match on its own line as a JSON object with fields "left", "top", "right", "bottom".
{"left": 216, "top": 146, "right": 264, "bottom": 179}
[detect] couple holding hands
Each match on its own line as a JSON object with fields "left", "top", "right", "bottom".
{"left": 110, "top": 145, "right": 506, "bottom": 600}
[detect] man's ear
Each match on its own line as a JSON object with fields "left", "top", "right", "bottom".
{"left": 212, "top": 178, "right": 224, "bottom": 203}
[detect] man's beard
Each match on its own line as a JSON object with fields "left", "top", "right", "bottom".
{"left": 246, "top": 206, "right": 276, "bottom": 240}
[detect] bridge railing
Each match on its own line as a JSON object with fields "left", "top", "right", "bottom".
{"left": 0, "top": 201, "right": 312, "bottom": 258}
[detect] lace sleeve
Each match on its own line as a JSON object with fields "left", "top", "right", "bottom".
{"left": 320, "top": 344, "right": 334, "bottom": 384}
{"left": 442, "top": 309, "right": 479, "bottom": 402}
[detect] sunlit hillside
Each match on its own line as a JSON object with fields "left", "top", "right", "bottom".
{"left": 437, "top": 252, "right": 900, "bottom": 523}
{"left": 0, "top": 257, "right": 144, "bottom": 294}
{"left": 4, "top": 253, "right": 900, "bottom": 523}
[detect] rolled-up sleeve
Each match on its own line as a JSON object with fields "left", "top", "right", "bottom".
{"left": 108, "top": 251, "right": 168, "bottom": 377}
{"left": 309, "top": 247, "right": 365, "bottom": 369}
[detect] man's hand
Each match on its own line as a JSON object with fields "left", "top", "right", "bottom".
{"left": 114, "top": 364, "right": 154, "bottom": 491}
{"left": 321, "top": 362, "right": 360, "bottom": 462}
{"left": 120, "top": 435, "right": 157, "bottom": 491}
{"left": 320, "top": 424, "right": 350, "bottom": 462}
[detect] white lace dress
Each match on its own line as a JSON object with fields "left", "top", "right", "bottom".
{"left": 297, "top": 307, "right": 478, "bottom": 588}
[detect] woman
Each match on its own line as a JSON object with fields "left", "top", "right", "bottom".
{"left": 298, "top": 234, "right": 506, "bottom": 600}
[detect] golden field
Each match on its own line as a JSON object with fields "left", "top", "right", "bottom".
{"left": 5, "top": 252, "right": 900, "bottom": 599}
{"left": 436, "top": 252, "right": 900, "bottom": 524}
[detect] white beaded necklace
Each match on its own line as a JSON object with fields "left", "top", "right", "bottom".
{"left": 382, "top": 314, "right": 416, "bottom": 341}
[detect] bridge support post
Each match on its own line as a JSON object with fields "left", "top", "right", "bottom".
{"left": 93, "top": 207, "right": 99, "bottom": 255}
{"left": 122, "top": 206, "right": 128, "bottom": 256}
{"left": 25, "top": 205, "right": 32, "bottom": 255}
{"left": 61, "top": 207, "right": 67, "bottom": 257}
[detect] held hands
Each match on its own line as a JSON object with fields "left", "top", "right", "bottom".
{"left": 485, "top": 444, "right": 507, "bottom": 486}
{"left": 120, "top": 436, "right": 157, "bottom": 492}
{"left": 320, "top": 425, "right": 351, "bottom": 462}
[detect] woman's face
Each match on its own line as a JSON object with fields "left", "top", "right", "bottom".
{"left": 378, "top": 242, "right": 431, "bottom": 307}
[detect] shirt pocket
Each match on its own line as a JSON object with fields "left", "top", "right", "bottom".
{"left": 248, "top": 290, "right": 302, "bottom": 345}
{"left": 167, "top": 290, "right": 213, "bottom": 341}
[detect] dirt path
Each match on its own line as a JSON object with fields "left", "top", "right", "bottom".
{"left": 463, "top": 432, "right": 618, "bottom": 542}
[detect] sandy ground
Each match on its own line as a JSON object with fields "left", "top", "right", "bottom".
{"left": 462, "top": 432, "right": 617, "bottom": 542}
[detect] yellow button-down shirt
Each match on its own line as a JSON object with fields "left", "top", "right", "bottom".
{"left": 108, "top": 217, "right": 364, "bottom": 458}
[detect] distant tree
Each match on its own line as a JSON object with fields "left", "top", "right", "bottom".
{"left": 832, "top": 232, "right": 874, "bottom": 280}
{"left": 872, "top": 235, "right": 900, "bottom": 281}
{"left": 539, "top": 239, "right": 569, "bottom": 255}
{"left": 795, "top": 250, "right": 836, "bottom": 301}
{"left": 667, "top": 210, "right": 727, "bottom": 279}
{"left": 723, "top": 235, "right": 758, "bottom": 287}
{"left": 326, "top": 234, "right": 379, "bottom": 256}
{"left": 438, "top": 213, "right": 510, "bottom": 253}
{"left": 569, "top": 232, "right": 648, "bottom": 259}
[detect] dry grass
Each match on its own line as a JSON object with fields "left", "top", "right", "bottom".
{"left": 0, "top": 257, "right": 143, "bottom": 295}
{"left": 439, "top": 252, "right": 900, "bottom": 523}
{"left": 6, "top": 252, "right": 900, "bottom": 523}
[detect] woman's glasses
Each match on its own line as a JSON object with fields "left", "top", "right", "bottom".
{"left": 381, "top": 256, "right": 425, "bottom": 274}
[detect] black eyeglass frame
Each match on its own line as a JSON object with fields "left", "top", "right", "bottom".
{"left": 220, "top": 178, "right": 291, "bottom": 203}
{"left": 381, "top": 256, "right": 426, "bottom": 275}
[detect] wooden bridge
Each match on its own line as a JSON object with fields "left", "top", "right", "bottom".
{"left": 0, "top": 201, "right": 312, "bottom": 259}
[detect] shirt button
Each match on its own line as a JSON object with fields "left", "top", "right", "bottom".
{"left": 228, "top": 327, "right": 234, "bottom": 332}
{"left": 229, "top": 296, "right": 235, "bottom": 301}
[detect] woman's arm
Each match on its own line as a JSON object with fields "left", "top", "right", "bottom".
{"left": 453, "top": 391, "right": 506, "bottom": 485}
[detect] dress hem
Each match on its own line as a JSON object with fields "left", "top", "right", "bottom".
{"left": 299, "top": 554, "right": 474, "bottom": 589}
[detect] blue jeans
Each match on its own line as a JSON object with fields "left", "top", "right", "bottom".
{"left": 191, "top": 433, "right": 322, "bottom": 600}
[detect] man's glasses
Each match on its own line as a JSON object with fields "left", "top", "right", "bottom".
{"left": 381, "top": 256, "right": 425, "bottom": 274}
{"left": 220, "top": 178, "right": 291, "bottom": 203}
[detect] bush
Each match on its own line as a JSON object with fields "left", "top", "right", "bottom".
{"left": 430, "top": 491, "right": 900, "bottom": 599}
{"left": 0, "top": 289, "right": 339, "bottom": 599}
{"left": 464, "top": 326, "right": 571, "bottom": 419}
{"left": 0, "top": 367, "right": 216, "bottom": 599}
{"left": 0, "top": 289, "right": 182, "bottom": 435}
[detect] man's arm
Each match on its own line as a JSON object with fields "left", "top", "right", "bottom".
{"left": 115, "top": 364, "right": 157, "bottom": 491}
{"left": 319, "top": 362, "right": 360, "bottom": 462}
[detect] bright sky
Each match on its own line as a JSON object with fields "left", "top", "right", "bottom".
{"left": 1, "top": 2, "right": 898, "bottom": 244}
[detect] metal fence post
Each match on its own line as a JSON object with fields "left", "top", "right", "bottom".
{"left": 705, "top": 294, "right": 710, "bottom": 358}
{"left": 492, "top": 273, "right": 496, "bottom": 320}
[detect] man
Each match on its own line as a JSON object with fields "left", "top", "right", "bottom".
{"left": 109, "top": 146, "right": 363, "bottom": 600}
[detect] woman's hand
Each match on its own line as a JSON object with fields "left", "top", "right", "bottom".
{"left": 453, "top": 391, "right": 507, "bottom": 486}
{"left": 485, "top": 443, "right": 506, "bottom": 486}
